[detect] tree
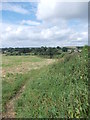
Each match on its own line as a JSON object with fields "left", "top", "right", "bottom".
{"left": 62, "top": 47, "right": 68, "bottom": 52}
{"left": 46, "top": 47, "right": 57, "bottom": 58}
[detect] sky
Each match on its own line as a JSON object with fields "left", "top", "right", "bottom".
{"left": 0, "top": 0, "right": 88, "bottom": 48}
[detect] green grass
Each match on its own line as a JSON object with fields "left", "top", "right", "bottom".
{"left": 2, "top": 55, "right": 44, "bottom": 68}
{"left": 15, "top": 47, "right": 89, "bottom": 118}
{"left": 2, "top": 55, "right": 50, "bottom": 112}
{"left": 2, "top": 47, "right": 89, "bottom": 118}
{"left": 2, "top": 73, "right": 30, "bottom": 112}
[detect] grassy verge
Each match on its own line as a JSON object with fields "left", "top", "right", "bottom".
{"left": 15, "top": 47, "right": 89, "bottom": 118}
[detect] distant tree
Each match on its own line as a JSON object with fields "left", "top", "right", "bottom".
{"left": 2, "top": 46, "right": 66, "bottom": 57}
{"left": 62, "top": 47, "right": 68, "bottom": 52}
{"left": 57, "top": 46, "right": 61, "bottom": 50}
{"left": 46, "top": 47, "right": 58, "bottom": 58}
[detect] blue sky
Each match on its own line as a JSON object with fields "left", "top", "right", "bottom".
{"left": 0, "top": 0, "right": 88, "bottom": 47}
{"left": 2, "top": 2, "right": 38, "bottom": 23}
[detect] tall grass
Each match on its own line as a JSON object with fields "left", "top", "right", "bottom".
{"left": 15, "top": 47, "right": 89, "bottom": 118}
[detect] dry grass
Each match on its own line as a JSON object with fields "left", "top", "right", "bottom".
{"left": 2, "top": 55, "right": 55, "bottom": 77}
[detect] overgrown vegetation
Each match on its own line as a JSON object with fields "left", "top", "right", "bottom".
{"left": 14, "top": 46, "right": 89, "bottom": 118}
{"left": 2, "top": 46, "right": 89, "bottom": 118}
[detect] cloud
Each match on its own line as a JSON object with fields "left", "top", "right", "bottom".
{"left": 1, "top": 0, "right": 89, "bottom": 2}
{"left": 1, "top": 22, "right": 88, "bottom": 48}
{"left": 36, "top": 0, "right": 88, "bottom": 21}
{"left": 21, "top": 20, "right": 40, "bottom": 26}
{"left": 0, "top": 1, "right": 88, "bottom": 47}
{"left": 0, "top": 3, "right": 29, "bottom": 14}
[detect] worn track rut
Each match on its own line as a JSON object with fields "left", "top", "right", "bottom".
{"left": 2, "top": 59, "right": 55, "bottom": 118}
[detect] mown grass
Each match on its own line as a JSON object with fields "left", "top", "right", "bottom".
{"left": 2, "top": 55, "right": 44, "bottom": 68}
{"left": 2, "top": 56, "right": 50, "bottom": 112}
{"left": 2, "top": 72, "right": 31, "bottom": 112}
{"left": 15, "top": 47, "right": 89, "bottom": 118}
{"left": 2, "top": 55, "right": 55, "bottom": 76}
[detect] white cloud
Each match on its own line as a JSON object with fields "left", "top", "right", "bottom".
{"left": 1, "top": 22, "right": 88, "bottom": 48}
{"left": 1, "top": 0, "right": 89, "bottom": 2}
{"left": 0, "top": 1, "right": 88, "bottom": 47}
{"left": 0, "top": 3, "right": 29, "bottom": 14}
{"left": 36, "top": 0, "right": 88, "bottom": 21}
{"left": 21, "top": 20, "right": 40, "bottom": 26}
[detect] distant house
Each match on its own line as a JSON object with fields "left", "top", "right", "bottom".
{"left": 65, "top": 46, "right": 82, "bottom": 53}
{"left": 74, "top": 47, "right": 82, "bottom": 53}
{"left": 74, "top": 47, "right": 79, "bottom": 52}
{"left": 68, "top": 49, "right": 72, "bottom": 53}
{"left": 78, "top": 49, "right": 82, "bottom": 52}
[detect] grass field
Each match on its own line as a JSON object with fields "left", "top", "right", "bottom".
{"left": 2, "top": 55, "right": 55, "bottom": 114}
{"left": 2, "top": 47, "right": 89, "bottom": 118}
{"left": 2, "top": 55, "right": 55, "bottom": 76}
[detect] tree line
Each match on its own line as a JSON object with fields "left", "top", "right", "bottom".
{"left": 1, "top": 46, "right": 83, "bottom": 58}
